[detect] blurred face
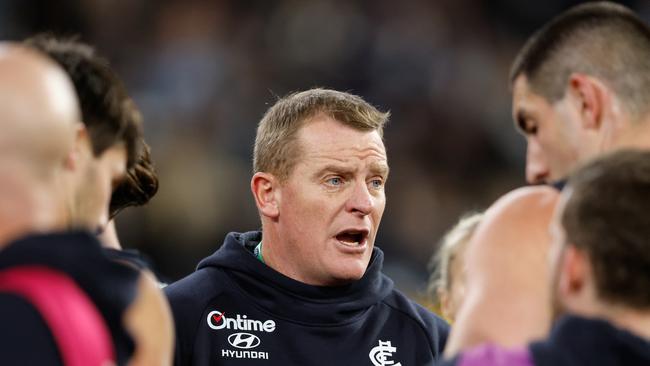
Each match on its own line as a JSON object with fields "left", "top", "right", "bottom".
{"left": 273, "top": 115, "right": 388, "bottom": 286}
{"left": 71, "top": 142, "right": 127, "bottom": 234}
{"left": 440, "top": 247, "right": 468, "bottom": 321}
{"left": 512, "top": 75, "right": 582, "bottom": 184}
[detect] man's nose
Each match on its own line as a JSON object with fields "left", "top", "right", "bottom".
{"left": 345, "top": 180, "right": 374, "bottom": 216}
{"left": 526, "top": 140, "right": 551, "bottom": 184}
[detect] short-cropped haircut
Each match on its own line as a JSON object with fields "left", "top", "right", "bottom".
{"left": 563, "top": 149, "right": 650, "bottom": 309}
{"left": 254, "top": 88, "right": 389, "bottom": 180}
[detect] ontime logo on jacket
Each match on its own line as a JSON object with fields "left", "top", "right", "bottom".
{"left": 207, "top": 310, "right": 276, "bottom": 332}
{"left": 206, "top": 310, "right": 276, "bottom": 360}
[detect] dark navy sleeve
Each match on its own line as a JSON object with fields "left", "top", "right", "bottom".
{"left": 0, "top": 294, "right": 63, "bottom": 365}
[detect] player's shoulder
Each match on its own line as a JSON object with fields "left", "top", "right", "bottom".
{"left": 383, "top": 289, "right": 446, "bottom": 325}
{"left": 469, "top": 185, "right": 559, "bottom": 253}
{"left": 165, "top": 266, "right": 225, "bottom": 300}
{"left": 0, "top": 293, "right": 62, "bottom": 365}
{"left": 382, "top": 288, "right": 450, "bottom": 347}
{"left": 489, "top": 185, "right": 559, "bottom": 221}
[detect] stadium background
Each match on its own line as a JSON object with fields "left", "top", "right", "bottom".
{"left": 1, "top": 0, "right": 646, "bottom": 302}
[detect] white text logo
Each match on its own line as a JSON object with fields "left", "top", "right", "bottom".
{"left": 206, "top": 310, "right": 276, "bottom": 332}
{"left": 221, "top": 349, "right": 269, "bottom": 359}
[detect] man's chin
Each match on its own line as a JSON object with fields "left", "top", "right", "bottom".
{"left": 328, "top": 263, "right": 369, "bottom": 285}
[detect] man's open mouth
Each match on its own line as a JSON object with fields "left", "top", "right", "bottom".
{"left": 335, "top": 229, "right": 369, "bottom": 247}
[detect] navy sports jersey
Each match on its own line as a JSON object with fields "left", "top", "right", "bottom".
{"left": 165, "top": 231, "right": 449, "bottom": 366}
{"left": 0, "top": 232, "right": 140, "bottom": 365}
{"left": 443, "top": 315, "right": 650, "bottom": 366}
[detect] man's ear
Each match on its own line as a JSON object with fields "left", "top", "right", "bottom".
{"left": 559, "top": 245, "right": 589, "bottom": 298}
{"left": 251, "top": 172, "right": 280, "bottom": 219}
{"left": 64, "top": 123, "right": 90, "bottom": 171}
{"left": 567, "top": 73, "right": 608, "bottom": 131}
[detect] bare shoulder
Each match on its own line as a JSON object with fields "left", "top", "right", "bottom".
{"left": 476, "top": 186, "right": 559, "bottom": 248}
{"left": 444, "top": 186, "right": 559, "bottom": 356}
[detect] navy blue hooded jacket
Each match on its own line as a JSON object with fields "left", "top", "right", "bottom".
{"left": 165, "top": 231, "right": 449, "bottom": 365}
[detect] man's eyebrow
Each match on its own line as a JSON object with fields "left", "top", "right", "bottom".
{"left": 312, "top": 163, "right": 389, "bottom": 178}
{"left": 369, "top": 163, "right": 390, "bottom": 177}
{"left": 314, "top": 164, "right": 356, "bottom": 177}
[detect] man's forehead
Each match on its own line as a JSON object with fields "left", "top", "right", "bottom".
{"left": 512, "top": 76, "right": 534, "bottom": 111}
{"left": 512, "top": 75, "right": 557, "bottom": 108}
{"left": 297, "top": 119, "right": 385, "bottom": 150}
{"left": 511, "top": 75, "right": 558, "bottom": 125}
{"left": 302, "top": 142, "right": 387, "bottom": 163}
{"left": 297, "top": 138, "right": 389, "bottom": 176}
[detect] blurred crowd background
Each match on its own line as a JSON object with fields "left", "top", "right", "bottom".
{"left": 1, "top": 0, "right": 647, "bottom": 299}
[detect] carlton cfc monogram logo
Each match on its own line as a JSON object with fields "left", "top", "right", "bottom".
{"left": 369, "top": 340, "right": 402, "bottom": 366}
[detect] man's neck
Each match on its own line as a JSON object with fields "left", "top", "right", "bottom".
{"left": 614, "top": 117, "right": 650, "bottom": 150}
{"left": 259, "top": 227, "right": 349, "bottom": 287}
{"left": 0, "top": 177, "right": 65, "bottom": 248}
{"left": 257, "top": 228, "right": 299, "bottom": 282}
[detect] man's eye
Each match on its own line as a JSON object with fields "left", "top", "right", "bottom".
{"left": 369, "top": 179, "right": 384, "bottom": 189}
{"left": 524, "top": 120, "right": 538, "bottom": 135}
{"left": 327, "top": 177, "right": 343, "bottom": 186}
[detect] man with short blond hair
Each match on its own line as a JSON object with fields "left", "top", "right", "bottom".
{"left": 166, "top": 88, "right": 449, "bottom": 366}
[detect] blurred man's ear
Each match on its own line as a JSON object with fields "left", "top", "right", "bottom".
{"left": 251, "top": 172, "right": 280, "bottom": 219}
{"left": 567, "top": 73, "right": 608, "bottom": 131}
{"left": 559, "top": 245, "right": 589, "bottom": 302}
{"left": 64, "top": 123, "right": 91, "bottom": 171}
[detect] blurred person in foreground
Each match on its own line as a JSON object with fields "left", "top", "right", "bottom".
{"left": 428, "top": 212, "right": 483, "bottom": 322}
{"left": 443, "top": 149, "right": 650, "bottom": 365}
{"left": 0, "top": 42, "right": 120, "bottom": 365}
{"left": 445, "top": 2, "right": 650, "bottom": 355}
{"left": 25, "top": 35, "right": 159, "bottom": 252}
{"left": 0, "top": 41, "right": 172, "bottom": 365}
{"left": 165, "top": 88, "right": 449, "bottom": 365}
{"left": 24, "top": 35, "right": 172, "bottom": 364}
